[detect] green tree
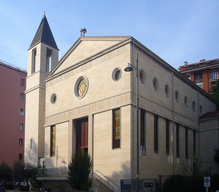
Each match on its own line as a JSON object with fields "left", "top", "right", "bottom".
{"left": 0, "top": 161, "right": 12, "bottom": 183}
{"left": 12, "top": 160, "right": 24, "bottom": 183}
{"left": 214, "top": 148, "right": 219, "bottom": 166}
{"left": 209, "top": 79, "right": 219, "bottom": 108}
{"left": 68, "top": 149, "right": 92, "bottom": 190}
{"left": 23, "top": 163, "right": 37, "bottom": 187}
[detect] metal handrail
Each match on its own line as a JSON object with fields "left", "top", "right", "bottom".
{"left": 92, "top": 171, "right": 114, "bottom": 191}
{"left": 95, "top": 170, "right": 120, "bottom": 190}
{"left": 0, "top": 59, "right": 27, "bottom": 72}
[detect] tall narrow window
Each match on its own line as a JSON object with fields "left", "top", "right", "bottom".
{"left": 46, "top": 49, "right": 52, "bottom": 72}
{"left": 19, "top": 154, "right": 23, "bottom": 160}
{"left": 193, "top": 130, "right": 196, "bottom": 155}
{"left": 176, "top": 124, "right": 180, "bottom": 157}
{"left": 154, "top": 114, "right": 158, "bottom": 152}
{"left": 140, "top": 109, "right": 145, "bottom": 146}
{"left": 21, "top": 79, "right": 25, "bottom": 86}
{"left": 32, "top": 49, "right": 37, "bottom": 73}
{"left": 166, "top": 119, "right": 170, "bottom": 154}
{"left": 30, "top": 138, "right": 32, "bottom": 149}
{"left": 19, "top": 123, "right": 23, "bottom": 131}
{"left": 194, "top": 72, "right": 203, "bottom": 88}
{"left": 51, "top": 125, "right": 56, "bottom": 156}
{"left": 20, "top": 93, "right": 24, "bottom": 101}
{"left": 20, "top": 109, "right": 24, "bottom": 116}
{"left": 113, "top": 108, "right": 120, "bottom": 149}
{"left": 211, "top": 70, "right": 218, "bottom": 79}
{"left": 19, "top": 139, "right": 23, "bottom": 146}
{"left": 185, "top": 127, "right": 188, "bottom": 158}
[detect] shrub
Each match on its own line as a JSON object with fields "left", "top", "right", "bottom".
{"left": 68, "top": 149, "right": 92, "bottom": 190}
{"left": 162, "top": 174, "right": 205, "bottom": 192}
{"left": 19, "top": 185, "right": 29, "bottom": 191}
{"left": 162, "top": 175, "right": 185, "bottom": 192}
{"left": 210, "top": 173, "right": 219, "bottom": 192}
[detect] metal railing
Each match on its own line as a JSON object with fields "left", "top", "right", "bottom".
{"left": 92, "top": 171, "right": 114, "bottom": 191}
{"left": 38, "top": 167, "right": 68, "bottom": 178}
{"left": 94, "top": 170, "right": 120, "bottom": 191}
{"left": 0, "top": 59, "right": 27, "bottom": 72}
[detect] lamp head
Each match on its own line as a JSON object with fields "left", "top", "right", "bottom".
{"left": 124, "top": 66, "right": 133, "bottom": 72}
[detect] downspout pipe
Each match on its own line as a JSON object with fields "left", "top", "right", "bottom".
{"left": 172, "top": 72, "right": 175, "bottom": 175}
{"left": 131, "top": 42, "right": 135, "bottom": 181}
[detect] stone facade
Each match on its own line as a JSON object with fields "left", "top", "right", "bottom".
{"left": 25, "top": 16, "right": 219, "bottom": 191}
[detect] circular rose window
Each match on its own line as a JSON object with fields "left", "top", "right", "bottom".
{"left": 75, "top": 76, "right": 89, "bottom": 98}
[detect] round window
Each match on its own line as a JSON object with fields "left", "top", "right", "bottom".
{"left": 112, "top": 68, "right": 122, "bottom": 81}
{"left": 139, "top": 70, "right": 146, "bottom": 84}
{"left": 175, "top": 90, "right": 179, "bottom": 102}
{"left": 75, "top": 76, "right": 89, "bottom": 98}
{"left": 51, "top": 94, "right": 57, "bottom": 104}
{"left": 153, "top": 77, "right": 159, "bottom": 91}
{"left": 165, "top": 85, "right": 170, "bottom": 97}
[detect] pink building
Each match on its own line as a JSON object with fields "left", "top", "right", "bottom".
{"left": 0, "top": 60, "right": 27, "bottom": 166}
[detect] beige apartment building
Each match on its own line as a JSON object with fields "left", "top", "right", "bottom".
{"left": 25, "top": 15, "right": 219, "bottom": 191}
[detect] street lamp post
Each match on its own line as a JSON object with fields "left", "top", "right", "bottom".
{"left": 124, "top": 53, "right": 139, "bottom": 192}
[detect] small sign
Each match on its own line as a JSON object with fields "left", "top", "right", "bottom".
{"left": 142, "top": 146, "right": 146, "bottom": 156}
{"left": 124, "top": 180, "right": 131, "bottom": 185}
{"left": 204, "top": 177, "right": 211, "bottom": 187}
{"left": 145, "top": 182, "right": 153, "bottom": 188}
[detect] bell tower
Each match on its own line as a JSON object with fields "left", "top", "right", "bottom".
{"left": 25, "top": 14, "right": 59, "bottom": 166}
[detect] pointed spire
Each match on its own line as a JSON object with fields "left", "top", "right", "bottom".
{"left": 29, "top": 14, "right": 58, "bottom": 50}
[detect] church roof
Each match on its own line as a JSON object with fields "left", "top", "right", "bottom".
{"left": 29, "top": 15, "right": 58, "bottom": 50}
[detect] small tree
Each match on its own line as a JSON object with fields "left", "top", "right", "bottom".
{"left": 214, "top": 148, "right": 219, "bottom": 165}
{"left": 0, "top": 161, "right": 12, "bottom": 183}
{"left": 68, "top": 149, "right": 92, "bottom": 190}
{"left": 209, "top": 79, "right": 219, "bottom": 109}
{"left": 23, "top": 163, "right": 37, "bottom": 187}
{"left": 13, "top": 160, "right": 24, "bottom": 183}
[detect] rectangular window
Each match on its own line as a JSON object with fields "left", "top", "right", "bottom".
{"left": 193, "top": 130, "right": 196, "bottom": 155}
{"left": 30, "top": 138, "right": 32, "bottom": 149}
{"left": 166, "top": 119, "right": 170, "bottom": 154}
{"left": 196, "top": 83, "right": 203, "bottom": 89}
{"left": 20, "top": 109, "right": 24, "bottom": 116}
{"left": 51, "top": 125, "right": 56, "bottom": 156}
{"left": 211, "top": 70, "right": 218, "bottom": 79}
{"left": 176, "top": 123, "right": 180, "bottom": 157}
{"left": 194, "top": 72, "right": 202, "bottom": 84}
{"left": 186, "top": 73, "right": 191, "bottom": 80}
{"left": 21, "top": 78, "right": 25, "bottom": 86}
{"left": 19, "top": 154, "right": 23, "bottom": 160}
{"left": 46, "top": 49, "right": 52, "bottom": 72}
{"left": 185, "top": 127, "right": 188, "bottom": 158}
{"left": 154, "top": 114, "right": 158, "bottom": 152}
{"left": 19, "top": 123, "right": 23, "bottom": 131}
{"left": 32, "top": 49, "right": 37, "bottom": 73}
{"left": 113, "top": 108, "right": 120, "bottom": 149}
{"left": 20, "top": 93, "right": 24, "bottom": 101}
{"left": 19, "top": 139, "right": 23, "bottom": 146}
{"left": 140, "top": 109, "right": 145, "bottom": 147}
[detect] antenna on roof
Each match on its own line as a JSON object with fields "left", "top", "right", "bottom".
{"left": 80, "top": 27, "right": 87, "bottom": 37}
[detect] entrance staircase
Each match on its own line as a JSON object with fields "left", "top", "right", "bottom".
{"left": 90, "top": 170, "right": 120, "bottom": 192}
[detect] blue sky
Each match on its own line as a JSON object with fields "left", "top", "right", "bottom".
{"left": 0, "top": 0, "right": 218, "bottom": 70}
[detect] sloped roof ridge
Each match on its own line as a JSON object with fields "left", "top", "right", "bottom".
{"left": 29, "top": 15, "right": 58, "bottom": 50}
{"left": 45, "top": 36, "right": 132, "bottom": 80}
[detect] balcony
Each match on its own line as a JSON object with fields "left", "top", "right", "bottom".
{"left": 37, "top": 167, "right": 68, "bottom": 180}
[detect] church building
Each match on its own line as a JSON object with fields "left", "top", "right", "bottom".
{"left": 25, "top": 15, "right": 219, "bottom": 191}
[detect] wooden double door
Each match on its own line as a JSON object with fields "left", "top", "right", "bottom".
{"left": 76, "top": 118, "right": 88, "bottom": 154}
